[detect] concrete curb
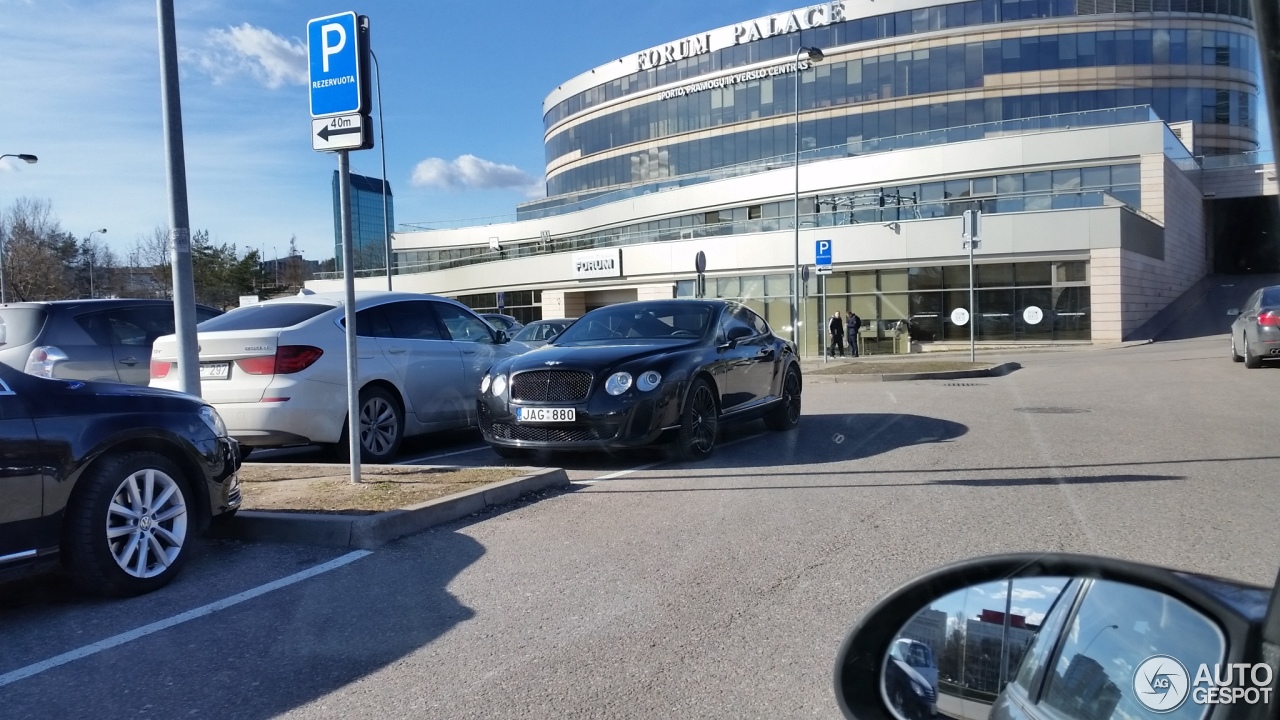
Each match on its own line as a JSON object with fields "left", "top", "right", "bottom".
{"left": 210, "top": 467, "right": 570, "bottom": 549}
{"left": 807, "top": 361, "right": 1022, "bottom": 383}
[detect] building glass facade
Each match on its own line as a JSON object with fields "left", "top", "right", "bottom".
{"left": 332, "top": 171, "right": 394, "bottom": 272}
{"left": 543, "top": 0, "right": 1255, "bottom": 127}
{"left": 677, "top": 260, "right": 1092, "bottom": 353}
{"left": 540, "top": 0, "right": 1258, "bottom": 198}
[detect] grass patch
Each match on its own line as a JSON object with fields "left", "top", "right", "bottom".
{"left": 237, "top": 465, "right": 526, "bottom": 515}
{"left": 810, "top": 360, "right": 994, "bottom": 375}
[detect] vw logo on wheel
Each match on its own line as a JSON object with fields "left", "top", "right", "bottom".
{"left": 1134, "top": 655, "right": 1190, "bottom": 713}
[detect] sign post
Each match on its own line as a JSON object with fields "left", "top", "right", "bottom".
{"left": 801, "top": 265, "right": 810, "bottom": 358}
{"left": 310, "top": 10, "right": 373, "bottom": 483}
{"left": 962, "top": 209, "right": 982, "bottom": 362}
{"left": 155, "top": 0, "right": 201, "bottom": 399}
{"left": 694, "top": 251, "right": 707, "bottom": 298}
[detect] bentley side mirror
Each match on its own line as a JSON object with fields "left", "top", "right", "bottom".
{"left": 720, "top": 326, "right": 753, "bottom": 349}
{"left": 494, "top": 330, "right": 510, "bottom": 344}
{"left": 835, "top": 553, "right": 1277, "bottom": 720}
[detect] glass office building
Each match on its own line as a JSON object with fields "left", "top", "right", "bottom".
{"left": 534, "top": 0, "right": 1258, "bottom": 203}
{"left": 310, "top": 1, "right": 1275, "bottom": 351}
{"left": 332, "top": 171, "right": 394, "bottom": 272}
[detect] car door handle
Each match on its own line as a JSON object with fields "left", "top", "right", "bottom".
{"left": 757, "top": 347, "right": 773, "bottom": 357}
{"left": 118, "top": 356, "right": 138, "bottom": 366}
{"left": 461, "top": 349, "right": 477, "bottom": 355}
{"left": 386, "top": 347, "right": 407, "bottom": 354}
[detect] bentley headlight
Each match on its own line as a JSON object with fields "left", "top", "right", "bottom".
{"left": 637, "top": 370, "right": 662, "bottom": 392}
{"left": 480, "top": 374, "right": 492, "bottom": 394}
{"left": 491, "top": 374, "right": 508, "bottom": 397}
{"left": 605, "top": 372, "right": 633, "bottom": 396}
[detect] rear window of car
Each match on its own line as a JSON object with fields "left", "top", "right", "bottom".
{"left": 1262, "top": 288, "right": 1280, "bottom": 307}
{"left": 196, "top": 303, "right": 331, "bottom": 332}
{"left": 0, "top": 308, "right": 48, "bottom": 347}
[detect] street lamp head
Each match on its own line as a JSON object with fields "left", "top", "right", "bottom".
{"left": 96, "top": 228, "right": 107, "bottom": 234}
{"left": 801, "top": 47, "right": 824, "bottom": 63}
{"left": 16, "top": 154, "right": 37, "bottom": 164}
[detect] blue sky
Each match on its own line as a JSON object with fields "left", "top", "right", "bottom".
{"left": 0, "top": 0, "right": 780, "bottom": 263}
{"left": 0, "top": 0, "right": 1271, "bottom": 264}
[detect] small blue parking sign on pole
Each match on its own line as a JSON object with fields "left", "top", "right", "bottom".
{"left": 815, "top": 239, "right": 833, "bottom": 275}
{"left": 308, "top": 11, "right": 363, "bottom": 118}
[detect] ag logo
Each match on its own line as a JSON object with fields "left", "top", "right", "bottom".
{"left": 1135, "top": 655, "right": 1190, "bottom": 712}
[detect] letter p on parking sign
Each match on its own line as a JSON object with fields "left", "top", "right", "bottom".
{"left": 308, "top": 11, "right": 367, "bottom": 118}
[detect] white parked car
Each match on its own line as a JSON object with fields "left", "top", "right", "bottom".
{"left": 149, "top": 291, "right": 520, "bottom": 462}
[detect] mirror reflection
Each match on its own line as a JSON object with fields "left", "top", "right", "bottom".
{"left": 881, "top": 578, "right": 1225, "bottom": 720}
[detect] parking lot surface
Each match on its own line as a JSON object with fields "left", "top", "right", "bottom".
{"left": 2, "top": 336, "right": 1277, "bottom": 719}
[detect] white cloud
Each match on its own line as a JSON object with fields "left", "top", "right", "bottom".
{"left": 410, "top": 154, "right": 543, "bottom": 196}
{"left": 1011, "top": 607, "right": 1047, "bottom": 625}
{"left": 189, "top": 24, "right": 307, "bottom": 89}
{"left": 990, "top": 587, "right": 1047, "bottom": 601}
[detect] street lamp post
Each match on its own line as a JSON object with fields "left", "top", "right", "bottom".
{"left": 370, "top": 49, "right": 391, "bottom": 291}
{"left": 791, "top": 47, "right": 823, "bottom": 347}
{"left": 87, "top": 228, "right": 106, "bottom": 299}
{"left": 0, "top": 153, "right": 38, "bottom": 304}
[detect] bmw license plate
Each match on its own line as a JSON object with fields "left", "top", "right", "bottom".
{"left": 517, "top": 407, "right": 575, "bottom": 422}
{"left": 199, "top": 362, "right": 230, "bottom": 379}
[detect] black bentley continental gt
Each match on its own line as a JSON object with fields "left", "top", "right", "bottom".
{"left": 477, "top": 300, "right": 802, "bottom": 460}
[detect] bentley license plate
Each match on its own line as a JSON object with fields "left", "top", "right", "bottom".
{"left": 517, "top": 407, "right": 575, "bottom": 422}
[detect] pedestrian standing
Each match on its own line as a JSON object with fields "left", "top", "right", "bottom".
{"left": 846, "top": 310, "right": 862, "bottom": 357}
{"left": 828, "top": 311, "right": 845, "bottom": 357}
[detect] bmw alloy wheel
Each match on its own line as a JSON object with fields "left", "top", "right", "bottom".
{"left": 360, "top": 395, "right": 399, "bottom": 456}
{"left": 106, "top": 467, "right": 188, "bottom": 579}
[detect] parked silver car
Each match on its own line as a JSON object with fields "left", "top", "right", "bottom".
{"left": 150, "top": 291, "right": 520, "bottom": 462}
{"left": 1229, "top": 284, "right": 1280, "bottom": 368}
{"left": 0, "top": 299, "right": 222, "bottom": 385}
{"left": 509, "top": 318, "right": 573, "bottom": 350}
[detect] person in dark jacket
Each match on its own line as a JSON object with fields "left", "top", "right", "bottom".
{"left": 846, "top": 311, "right": 862, "bottom": 357}
{"left": 829, "top": 311, "right": 845, "bottom": 357}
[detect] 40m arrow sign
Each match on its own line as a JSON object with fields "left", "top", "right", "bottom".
{"left": 312, "top": 113, "right": 366, "bottom": 152}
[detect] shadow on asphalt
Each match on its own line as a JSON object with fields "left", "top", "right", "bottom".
{"left": 579, "top": 473, "right": 1183, "bottom": 493}
{"left": 6, "top": 531, "right": 485, "bottom": 718}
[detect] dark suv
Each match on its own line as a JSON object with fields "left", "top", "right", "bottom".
{"left": 0, "top": 299, "right": 222, "bottom": 385}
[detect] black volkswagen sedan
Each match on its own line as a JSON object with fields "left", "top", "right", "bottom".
{"left": 0, "top": 359, "right": 241, "bottom": 596}
{"left": 478, "top": 300, "right": 802, "bottom": 460}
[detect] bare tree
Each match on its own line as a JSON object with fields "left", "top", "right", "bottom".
{"left": 128, "top": 226, "right": 173, "bottom": 297}
{"left": 1, "top": 198, "right": 77, "bottom": 301}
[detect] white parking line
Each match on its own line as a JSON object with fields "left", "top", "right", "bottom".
{"left": 0, "top": 550, "right": 372, "bottom": 689}
{"left": 397, "top": 445, "right": 491, "bottom": 464}
{"left": 573, "top": 432, "right": 766, "bottom": 485}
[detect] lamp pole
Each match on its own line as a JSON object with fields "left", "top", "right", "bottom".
{"left": 87, "top": 228, "right": 106, "bottom": 299}
{"left": 370, "top": 49, "right": 391, "bottom": 291}
{"left": 791, "top": 47, "right": 823, "bottom": 347}
{"left": 0, "top": 153, "right": 38, "bottom": 304}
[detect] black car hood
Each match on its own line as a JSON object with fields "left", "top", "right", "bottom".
{"left": 23, "top": 377, "right": 201, "bottom": 418}
{"left": 506, "top": 341, "right": 695, "bottom": 372}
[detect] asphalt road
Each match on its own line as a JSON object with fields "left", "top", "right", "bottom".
{"left": 2, "top": 335, "right": 1277, "bottom": 719}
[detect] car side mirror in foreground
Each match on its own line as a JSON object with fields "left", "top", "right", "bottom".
{"left": 835, "top": 553, "right": 1280, "bottom": 720}
{"left": 720, "top": 326, "right": 753, "bottom": 349}
{"left": 495, "top": 330, "right": 509, "bottom": 344}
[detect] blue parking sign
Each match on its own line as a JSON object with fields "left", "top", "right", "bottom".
{"left": 308, "top": 12, "right": 362, "bottom": 117}
{"left": 815, "top": 239, "right": 833, "bottom": 266}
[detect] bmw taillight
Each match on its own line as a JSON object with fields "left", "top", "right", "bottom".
{"left": 1259, "top": 311, "right": 1280, "bottom": 327}
{"left": 150, "top": 360, "right": 172, "bottom": 378}
{"left": 234, "top": 346, "right": 324, "bottom": 375}
{"left": 275, "top": 346, "right": 324, "bottom": 373}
